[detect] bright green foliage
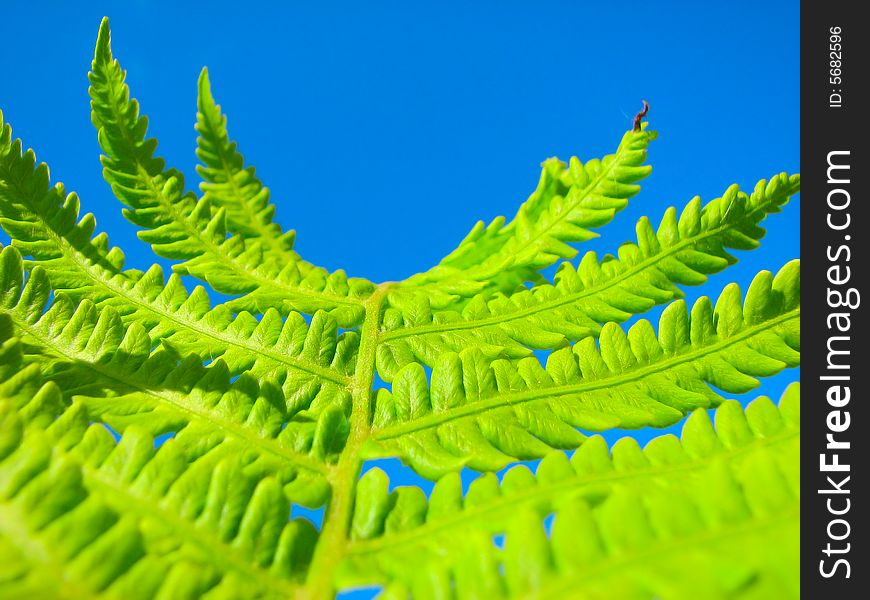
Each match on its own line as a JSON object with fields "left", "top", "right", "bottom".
{"left": 343, "top": 384, "right": 800, "bottom": 599}
{"left": 402, "top": 127, "right": 657, "bottom": 301}
{"left": 89, "top": 27, "right": 373, "bottom": 327}
{"left": 366, "top": 262, "right": 799, "bottom": 479}
{"left": 378, "top": 174, "right": 800, "bottom": 381}
{"left": 0, "top": 325, "right": 320, "bottom": 598}
{"left": 0, "top": 17, "right": 800, "bottom": 600}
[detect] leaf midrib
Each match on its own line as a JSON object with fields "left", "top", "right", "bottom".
{"left": 382, "top": 187, "right": 794, "bottom": 342}
{"left": 32, "top": 218, "right": 347, "bottom": 384}
{"left": 498, "top": 133, "right": 638, "bottom": 257}
{"left": 304, "top": 287, "right": 390, "bottom": 597}
{"left": 130, "top": 156, "right": 362, "bottom": 312}
{"left": 1, "top": 159, "right": 350, "bottom": 385}
{"left": 374, "top": 309, "right": 799, "bottom": 440}
{"left": 348, "top": 428, "right": 798, "bottom": 555}
{"left": 437, "top": 132, "right": 640, "bottom": 279}
{"left": 5, "top": 306, "right": 329, "bottom": 476}
{"left": 198, "top": 102, "right": 295, "bottom": 261}
{"left": 96, "top": 58, "right": 363, "bottom": 315}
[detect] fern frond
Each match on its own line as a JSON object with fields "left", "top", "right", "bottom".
{"left": 0, "top": 393, "right": 319, "bottom": 599}
{"left": 341, "top": 384, "right": 800, "bottom": 599}
{"left": 1, "top": 247, "right": 353, "bottom": 501}
{"left": 0, "top": 19, "right": 801, "bottom": 597}
{"left": 403, "top": 126, "right": 656, "bottom": 299}
{"left": 377, "top": 174, "right": 800, "bottom": 380}
{"left": 196, "top": 68, "right": 288, "bottom": 246}
{"left": 88, "top": 18, "right": 373, "bottom": 326}
{"left": 0, "top": 125, "right": 356, "bottom": 385}
{"left": 365, "top": 262, "right": 799, "bottom": 478}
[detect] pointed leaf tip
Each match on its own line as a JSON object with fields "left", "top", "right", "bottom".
{"left": 95, "top": 17, "right": 112, "bottom": 63}
{"left": 198, "top": 67, "right": 215, "bottom": 108}
{"left": 198, "top": 66, "right": 210, "bottom": 86}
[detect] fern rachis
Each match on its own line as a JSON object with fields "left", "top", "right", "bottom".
{"left": 0, "top": 17, "right": 800, "bottom": 600}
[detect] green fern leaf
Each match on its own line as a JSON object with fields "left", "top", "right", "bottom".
{"left": 0, "top": 122, "right": 358, "bottom": 385}
{"left": 195, "top": 68, "right": 289, "bottom": 246}
{"left": 365, "top": 262, "right": 798, "bottom": 478}
{"left": 404, "top": 127, "right": 657, "bottom": 299}
{"left": 0, "top": 391, "right": 319, "bottom": 598}
{"left": 377, "top": 174, "right": 799, "bottom": 380}
{"left": 341, "top": 384, "right": 800, "bottom": 599}
{"left": 89, "top": 19, "right": 372, "bottom": 326}
{"left": 0, "top": 246, "right": 347, "bottom": 504}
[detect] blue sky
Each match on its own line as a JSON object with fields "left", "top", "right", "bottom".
{"left": 2, "top": 1, "right": 798, "bottom": 596}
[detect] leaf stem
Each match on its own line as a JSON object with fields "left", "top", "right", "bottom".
{"left": 304, "top": 286, "right": 389, "bottom": 598}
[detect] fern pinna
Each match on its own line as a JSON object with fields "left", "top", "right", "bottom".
{"left": 0, "top": 17, "right": 799, "bottom": 600}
